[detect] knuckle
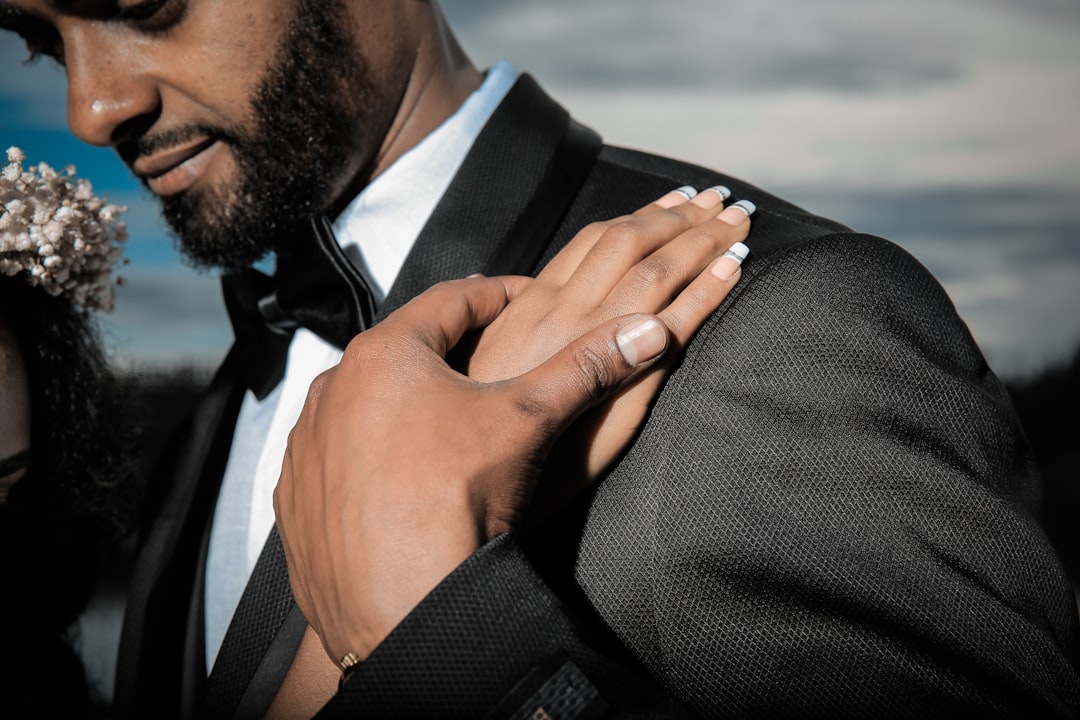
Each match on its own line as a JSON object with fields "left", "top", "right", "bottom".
{"left": 684, "top": 282, "right": 714, "bottom": 312}
{"left": 632, "top": 255, "right": 674, "bottom": 286}
{"left": 686, "top": 225, "right": 724, "bottom": 251}
{"left": 599, "top": 219, "right": 648, "bottom": 252}
{"left": 428, "top": 278, "right": 459, "bottom": 296}
{"left": 581, "top": 219, "right": 612, "bottom": 238}
{"left": 342, "top": 332, "right": 370, "bottom": 361}
{"left": 569, "top": 342, "right": 618, "bottom": 399}
{"left": 305, "top": 369, "right": 331, "bottom": 405}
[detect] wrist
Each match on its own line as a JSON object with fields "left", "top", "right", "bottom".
{"left": 331, "top": 489, "right": 483, "bottom": 662}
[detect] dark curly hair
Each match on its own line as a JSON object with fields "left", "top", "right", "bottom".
{"left": 0, "top": 277, "right": 139, "bottom": 541}
{"left": 0, "top": 276, "right": 140, "bottom": 717}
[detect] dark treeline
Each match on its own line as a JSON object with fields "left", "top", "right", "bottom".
{"left": 1005, "top": 346, "right": 1080, "bottom": 587}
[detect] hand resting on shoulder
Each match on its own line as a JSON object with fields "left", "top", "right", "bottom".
{"left": 269, "top": 186, "right": 754, "bottom": 717}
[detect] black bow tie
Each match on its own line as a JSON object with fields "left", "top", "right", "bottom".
{"left": 223, "top": 216, "right": 376, "bottom": 400}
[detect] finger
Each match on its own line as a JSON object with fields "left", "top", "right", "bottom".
{"left": 561, "top": 188, "right": 736, "bottom": 303}
{"left": 603, "top": 198, "right": 755, "bottom": 314}
{"left": 538, "top": 185, "right": 722, "bottom": 284}
{"left": 635, "top": 184, "right": 698, "bottom": 212}
{"left": 637, "top": 184, "right": 730, "bottom": 213}
{"left": 380, "top": 275, "right": 532, "bottom": 356}
{"left": 659, "top": 240, "right": 751, "bottom": 347}
{"left": 505, "top": 313, "right": 670, "bottom": 435}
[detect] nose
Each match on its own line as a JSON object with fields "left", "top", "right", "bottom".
{"left": 64, "top": 28, "right": 160, "bottom": 147}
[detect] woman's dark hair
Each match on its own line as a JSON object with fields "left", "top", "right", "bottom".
{"left": 0, "top": 276, "right": 139, "bottom": 718}
{"left": 0, "top": 277, "right": 139, "bottom": 541}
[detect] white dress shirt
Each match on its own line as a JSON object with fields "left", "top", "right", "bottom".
{"left": 204, "top": 63, "right": 519, "bottom": 669}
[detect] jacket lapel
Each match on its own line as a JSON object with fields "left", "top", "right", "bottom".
{"left": 114, "top": 347, "right": 248, "bottom": 720}
{"left": 378, "top": 73, "right": 600, "bottom": 319}
{"left": 202, "top": 73, "right": 601, "bottom": 718}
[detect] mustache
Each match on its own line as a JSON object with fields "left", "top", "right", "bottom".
{"left": 117, "top": 123, "right": 244, "bottom": 166}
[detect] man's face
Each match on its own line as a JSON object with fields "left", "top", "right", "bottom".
{"left": 1, "top": 0, "right": 415, "bottom": 271}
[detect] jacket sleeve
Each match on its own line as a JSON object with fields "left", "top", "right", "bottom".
{"left": 322, "top": 232, "right": 1080, "bottom": 719}
{"left": 321, "top": 533, "right": 697, "bottom": 719}
{"left": 570, "top": 231, "right": 1080, "bottom": 717}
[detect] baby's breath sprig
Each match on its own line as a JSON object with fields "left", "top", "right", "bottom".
{"left": 1, "top": 146, "right": 128, "bottom": 313}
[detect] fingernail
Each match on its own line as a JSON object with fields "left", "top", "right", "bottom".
{"left": 691, "top": 185, "right": 731, "bottom": 209}
{"left": 711, "top": 242, "right": 750, "bottom": 281}
{"left": 655, "top": 186, "right": 698, "bottom": 208}
{"left": 615, "top": 315, "right": 668, "bottom": 366}
{"left": 466, "top": 272, "right": 484, "bottom": 278}
{"left": 706, "top": 185, "right": 732, "bottom": 201}
{"left": 718, "top": 199, "right": 756, "bottom": 225}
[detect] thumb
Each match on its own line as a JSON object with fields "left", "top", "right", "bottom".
{"left": 511, "top": 313, "right": 670, "bottom": 430}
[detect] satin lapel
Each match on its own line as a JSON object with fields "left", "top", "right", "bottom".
{"left": 114, "top": 345, "right": 248, "bottom": 720}
{"left": 201, "top": 527, "right": 303, "bottom": 720}
{"left": 316, "top": 78, "right": 602, "bottom": 714}
{"left": 204, "top": 74, "right": 602, "bottom": 717}
{"left": 378, "top": 73, "right": 601, "bottom": 319}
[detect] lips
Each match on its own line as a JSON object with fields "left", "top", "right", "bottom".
{"left": 133, "top": 137, "right": 223, "bottom": 196}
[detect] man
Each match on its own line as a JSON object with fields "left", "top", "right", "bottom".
{"left": 2, "top": 1, "right": 1077, "bottom": 718}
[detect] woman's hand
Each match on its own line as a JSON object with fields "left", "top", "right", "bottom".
{"left": 464, "top": 186, "right": 754, "bottom": 522}
{"left": 275, "top": 274, "right": 685, "bottom": 668}
{"left": 273, "top": 186, "right": 754, "bottom": 672}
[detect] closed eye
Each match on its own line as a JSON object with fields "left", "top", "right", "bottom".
{"left": 115, "top": 0, "right": 187, "bottom": 32}
{"left": 117, "top": 0, "right": 168, "bottom": 21}
{"left": 0, "top": 449, "right": 31, "bottom": 479}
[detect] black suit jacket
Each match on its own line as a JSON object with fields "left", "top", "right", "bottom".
{"left": 115, "top": 75, "right": 1080, "bottom": 719}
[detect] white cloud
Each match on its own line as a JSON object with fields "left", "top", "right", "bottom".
{"left": 445, "top": 0, "right": 1080, "bottom": 195}
{"left": 948, "top": 263, "right": 1080, "bottom": 376}
{"left": 4, "top": 0, "right": 1077, "bottom": 372}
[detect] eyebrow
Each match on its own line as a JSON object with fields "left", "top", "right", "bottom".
{"left": 0, "top": 449, "right": 31, "bottom": 478}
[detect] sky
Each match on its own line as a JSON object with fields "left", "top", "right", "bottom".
{"left": 1, "top": 0, "right": 1078, "bottom": 379}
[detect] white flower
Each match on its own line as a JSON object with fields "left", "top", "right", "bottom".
{"left": 4, "top": 199, "right": 27, "bottom": 217}
{"left": 0, "top": 146, "right": 127, "bottom": 313}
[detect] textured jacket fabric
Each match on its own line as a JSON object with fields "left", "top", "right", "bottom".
{"left": 115, "top": 75, "right": 1080, "bottom": 719}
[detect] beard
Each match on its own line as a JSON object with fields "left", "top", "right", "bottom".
{"left": 147, "top": 0, "right": 381, "bottom": 271}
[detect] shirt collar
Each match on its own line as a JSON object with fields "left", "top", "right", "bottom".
{"left": 331, "top": 62, "right": 519, "bottom": 303}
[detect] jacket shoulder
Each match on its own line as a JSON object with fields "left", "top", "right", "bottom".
{"left": 547, "top": 143, "right": 855, "bottom": 265}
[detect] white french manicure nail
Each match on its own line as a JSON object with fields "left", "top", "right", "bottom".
{"left": 730, "top": 199, "right": 756, "bottom": 216}
{"left": 711, "top": 242, "right": 750, "bottom": 281}
{"left": 718, "top": 199, "right": 757, "bottom": 225}
{"left": 673, "top": 185, "right": 698, "bottom": 199}
{"left": 706, "top": 185, "right": 732, "bottom": 201}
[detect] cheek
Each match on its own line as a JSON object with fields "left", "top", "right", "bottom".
{"left": 166, "top": 4, "right": 292, "bottom": 122}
